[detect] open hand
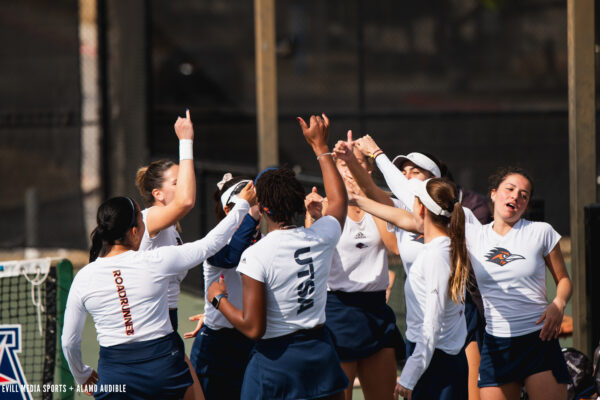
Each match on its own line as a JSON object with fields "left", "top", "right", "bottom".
{"left": 297, "top": 114, "right": 330, "bottom": 154}
{"left": 174, "top": 109, "right": 194, "bottom": 141}
{"left": 183, "top": 314, "right": 205, "bottom": 339}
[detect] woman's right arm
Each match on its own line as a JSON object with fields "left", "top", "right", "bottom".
{"left": 155, "top": 184, "right": 256, "bottom": 274}
{"left": 298, "top": 114, "right": 348, "bottom": 228}
{"left": 353, "top": 193, "right": 422, "bottom": 234}
{"left": 61, "top": 281, "right": 97, "bottom": 385}
{"left": 355, "top": 135, "right": 414, "bottom": 208}
{"left": 145, "top": 110, "right": 196, "bottom": 236}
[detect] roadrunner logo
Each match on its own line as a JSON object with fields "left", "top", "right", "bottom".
{"left": 0, "top": 325, "right": 32, "bottom": 400}
{"left": 485, "top": 247, "right": 525, "bottom": 266}
{"left": 411, "top": 234, "right": 424, "bottom": 244}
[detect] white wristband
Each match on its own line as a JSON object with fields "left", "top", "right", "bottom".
{"left": 179, "top": 139, "right": 193, "bottom": 161}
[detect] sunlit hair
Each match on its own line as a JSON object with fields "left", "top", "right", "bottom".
{"left": 424, "top": 178, "right": 471, "bottom": 304}
{"left": 135, "top": 159, "right": 176, "bottom": 207}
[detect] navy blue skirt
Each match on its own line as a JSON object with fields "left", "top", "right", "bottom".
{"left": 478, "top": 329, "right": 571, "bottom": 387}
{"left": 189, "top": 325, "right": 255, "bottom": 399}
{"left": 95, "top": 332, "right": 193, "bottom": 399}
{"left": 325, "top": 290, "right": 404, "bottom": 362}
{"left": 241, "top": 326, "right": 349, "bottom": 400}
{"left": 464, "top": 291, "right": 485, "bottom": 350}
{"left": 405, "top": 340, "right": 468, "bottom": 400}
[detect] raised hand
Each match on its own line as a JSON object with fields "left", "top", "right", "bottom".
{"left": 297, "top": 113, "right": 330, "bottom": 154}
{"left": 174, "top": 108, "right": 194, "bottom": 141}
{"left": 238, "top": 181, "right": 257, "bottom": 207}
{"left": 355, "top": 134, "right": 380, "bottom": 157}
{"left": 305, "top": 187, "right": 325, "bottom": 220}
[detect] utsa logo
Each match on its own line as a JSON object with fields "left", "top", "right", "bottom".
{"left": 411, "top": 233, "right": 424, "bottom": 244}
{"left": 485, "top": 247, "right": 525, "bottom": 266}
{"left": 0, "top": 325, "right": 32, "bottom": 400}
{"left": 356, "top": 243, "right": 368, "bottom": 249}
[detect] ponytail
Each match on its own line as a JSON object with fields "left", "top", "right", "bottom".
{"left": 89, "top": 227, "right": 104, "bottom": 262}
{"left": 88, "top": 197, "right": 140, "bottom": 262}
{"left": 448, "top": 202, "right": 470, "bottom": 304}
{"left": 423, "top": 178, "right": 471, "bottom": 304}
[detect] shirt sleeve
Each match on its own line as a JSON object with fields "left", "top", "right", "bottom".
{"left": 399, "top": 251, "right": 449, "bottom": 390}
{"left": 236, "top": 247, "right": 265, "bottom": 284}
{"left": 61, "top": 278, "right": 94, "bottom": 385}
{"left": 151, "top": 200, "right": 250, "bottom": 275}
{"left": 540, "top": 222, "right": 561, "bottom": 256}
{"left": 206, "top": 213, "right": 259, "bottom": 269}
{"left": 310, "top": 215, "right": 342, "bottom": 244}
{"left": 375, "top": 154, "right": 414, "bottom": 209}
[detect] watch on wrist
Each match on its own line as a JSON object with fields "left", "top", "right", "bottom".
{"left": 211, "top": 293, "right": 227, "bottom": 309}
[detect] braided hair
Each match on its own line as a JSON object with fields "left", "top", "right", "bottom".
{"left": 255, "top": 167, "right": 305, "bottom": 225}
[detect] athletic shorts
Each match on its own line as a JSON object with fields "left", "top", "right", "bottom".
{"left": 405, "top": 340, "right": 468, "bottom": 400}
{"left": 464, "top": 291, "right": 485, "bottom": 350}
{"left": 478, "top": 329, "right": 571, "bottom": 387}
{"left": 95, "top": 332, "right": 192, "bottom": 399}
{"left": 189, "top": 325, "right": 254, "bottom": 399}
{"left": 325, "top": 290, "right": 404, "bottom": 362}
{"left": 241, "top": 326, "right": 348, "bottom": 400}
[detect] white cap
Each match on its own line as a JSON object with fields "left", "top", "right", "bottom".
{"left": 408, "top": 179, "right": 452, "bottom": 218}
{"left": 392, "top": 153, "right": 441, "bottom": 178}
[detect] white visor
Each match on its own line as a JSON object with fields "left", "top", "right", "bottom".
{"left": 220, "top": 180, "right": 250, "bottom": 210}
{"left": 408, "top": 179, "right": 452, "bottom": 218}
{"left": 392, "top": 152, "right": 441, "bottom": 178}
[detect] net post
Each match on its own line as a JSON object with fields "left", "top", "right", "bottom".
{"left": 55, "top": 259, "right": 75, "bottom": 399}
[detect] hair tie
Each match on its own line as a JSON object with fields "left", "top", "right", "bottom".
{"left": 262, "top": 206, "right": 272, "bottom": 215}
{"left": 125, "top": 196, "right": 137, "bottom": 229}
{"left": 217, "top": 173, "right": 233, "bottom": 190}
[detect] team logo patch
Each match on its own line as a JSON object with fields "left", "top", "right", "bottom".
{"left": 354, "top": 232, "right": 366, "bottom": 240}
{"left": 0, "top": 325, "right": 32, "bottom": 399}
{"left": 355, "top": 243, "right": 368, "bottom": 249}
{"left": 411, "top": 233, "right": 424, "bottom": 244}
{"left": 485, "top": 247, "right": 525, "bottom": 266}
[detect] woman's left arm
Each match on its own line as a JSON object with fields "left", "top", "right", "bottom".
{"left": 206, "top": 274, "right": 266, "bottom": 340}
{"left": 537, "top": 243, "right": 572, "bottom": 341}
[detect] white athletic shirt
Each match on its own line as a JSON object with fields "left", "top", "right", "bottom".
{"left": 465, "top": 218, "right": 560, "bottom": 337}
{"left": 203, "top": 258, "right": 243, "bottom": 330}
{"left": 61, "top": 200, "right": 249, "bottom": 385}
{"left": 327, "top": 213, "right": 389, "bottom": 292}
{"left": 400, "top": 236, "right": 467, "bottom": 390}
{"left": 139, "top": 207, "right": 186, "bottom": 309}
{"left": 236, "top": 216, "right": 342, "bottom": 339}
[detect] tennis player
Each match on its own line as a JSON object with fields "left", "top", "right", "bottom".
{"left": 206, "top": 114, "right": 349, "bottom": 400}
{"left": 62, "top": 186, "right": 255, "bottom": 399}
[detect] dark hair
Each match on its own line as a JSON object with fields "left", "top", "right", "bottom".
{"left": 255, "top": 167, "right": 305, "bottom": 225}
{"left": 89, "top": 197, "right": 140, "bottom": 262}
{"left": 136, "top": 159, "right": 177, "bottom": 207}
{"left": 213, "top": 176, "right": 250, "bottom": 222}
{"left": 424, "top": 178, "right": 470, "bottom": 304}
{"left": 487, "top": 166, "right": 534, "bottom": 199}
